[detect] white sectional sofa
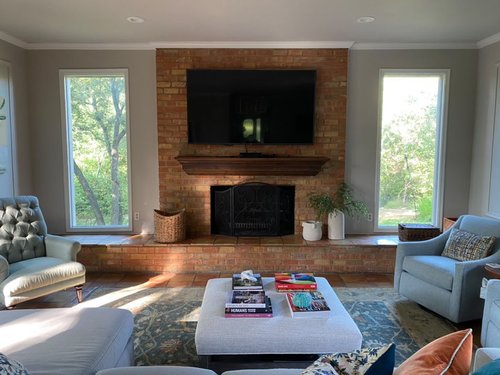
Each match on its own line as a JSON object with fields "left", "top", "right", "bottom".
{"left": 0, "top": 307, "right": 134, "bottom": 375}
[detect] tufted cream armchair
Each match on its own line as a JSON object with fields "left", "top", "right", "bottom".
{"left": 0, "top": 196, "right": 85, "bottom": 308}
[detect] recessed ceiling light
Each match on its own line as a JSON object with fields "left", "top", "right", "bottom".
{"left": 126, "top": 16, "right": 145, "bottom": 24}
{"left": 357, "top": 16, "right": 375, "bottom": 23}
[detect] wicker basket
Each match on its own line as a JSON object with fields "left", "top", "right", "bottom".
{"left": 398, "top": 223, "right": 441, "bottom": 242}
{"left": 154, "top": 209, "right": 186, "bottom": 243}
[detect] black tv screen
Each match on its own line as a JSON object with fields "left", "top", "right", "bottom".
{"left": 187, "top": 69, "right": 316, "bottom": 145}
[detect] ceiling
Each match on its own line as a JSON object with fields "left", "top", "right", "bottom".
{"left": 1, "top": 0, "right": 500, "bottom": 49}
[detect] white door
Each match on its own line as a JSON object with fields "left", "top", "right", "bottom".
{"left": 0, "top": 61, "right": 15, "bottom": 196}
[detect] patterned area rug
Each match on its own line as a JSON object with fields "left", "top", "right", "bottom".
{"left": 81, "top": 286, "right": 456, "bottom": 367}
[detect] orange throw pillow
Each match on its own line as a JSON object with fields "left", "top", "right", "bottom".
{"left": 393, "top": 329, "right": 473, "bottom": 375}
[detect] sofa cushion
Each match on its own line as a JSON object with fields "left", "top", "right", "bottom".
{"left": 0, "top": 353, "right": 29, "bottom": 375}
{"left": 393, "top": 329, "right": 473, "bottom": 375}
{"left": 0, "top": 307, "right": 134, "bottom": 375}
{"left": 442, "top": 228, "right": 495, "bottom": 261}
{"left": 402, "top": 255, "right": 456, "bottom": 291}
{"left": 0, "top": 257, "right": 85, "bottom": 297}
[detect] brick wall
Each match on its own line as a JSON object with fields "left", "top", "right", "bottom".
{"left": 79, "top": 243, "right": 396, "bottom": 274}
{"left": 156, "top": 48, "right": 348, "bottom": 237}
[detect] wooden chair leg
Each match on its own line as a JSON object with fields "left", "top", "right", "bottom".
{"left": 75, "top": 285, "right": 84, "bottom": 303}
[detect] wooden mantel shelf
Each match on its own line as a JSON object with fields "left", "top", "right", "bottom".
{"left": 175, "top": 155, "right": 330, "bottom": 176}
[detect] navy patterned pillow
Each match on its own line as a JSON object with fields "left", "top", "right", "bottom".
{"left": 442, "top": 228, "right": 496, "bottom": 261}
{"left": 301, "top": 344, "right": 395, "bottom": 375}
{"left": 0, "top": 353, "right": 29, "bottom": 375}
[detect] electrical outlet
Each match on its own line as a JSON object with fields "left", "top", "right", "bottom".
{"left": 134, "top": 212, "right": 140, "bottom": 221}
{"left": 367, "top": 213, "right": 373, "bottom": 222}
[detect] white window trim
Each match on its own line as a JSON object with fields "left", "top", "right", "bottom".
{"left": 374, "top": 69, "right": 450, "bottom": 232}
{"left": 487, "top": 63, "right": 500, "bottom": 219}
{"left": 59, "top": 69, "right": 133, "bottom": 232}
{"left": 0, "top": 59, "right": 17, "bottom": 195}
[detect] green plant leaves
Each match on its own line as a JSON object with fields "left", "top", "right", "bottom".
{"left": 308, "top": 182, "right": 368, "bottom": 221}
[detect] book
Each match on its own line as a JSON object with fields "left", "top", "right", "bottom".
{"left": 286, "top": 291, "right": 331, "bottom": 318}
{"left": 225, "top": 290, "right": 267, "bottom": 308}
{"left": 275, "top": 272, "right": 317, "bottom": 291}
{"left": 225, "top": 313, "right": 273, "bottom": 318}
{"left": 232, "top": 273, "right": 263, "bottom": 290}
{"left": 225, "top": 297, "right": 272, "bottom": 314}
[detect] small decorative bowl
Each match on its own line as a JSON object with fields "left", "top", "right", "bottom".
{"left": 292, "top": 292, "right": 313, "bottom": 308}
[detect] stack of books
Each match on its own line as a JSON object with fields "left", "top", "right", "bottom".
{"left": 274, "top": 272, "right": 317, "bottom": 292}
{"left": 225, "top": 273, "right": 273, "bottom": 318}
{"left": 285, "top": 291, "right": 331, "bottom": 318}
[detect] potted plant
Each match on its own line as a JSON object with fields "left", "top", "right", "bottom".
{"left": 308, "top": 182, "right": 368, "bottom": 240}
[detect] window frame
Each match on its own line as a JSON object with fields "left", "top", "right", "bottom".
{"left": 374, "top": 69, "right": 450, "bottom": 232}
{"left": 487, "top": 63, "right": 500, "bottom": 219}
{"left": 0, "top": 59, "right": 17, "bottom": 196}
{"left": 59, "top": 69, "right": 133, "bottom": 232}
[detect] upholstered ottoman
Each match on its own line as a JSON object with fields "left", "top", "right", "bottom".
{"left": 195, "top": 277, "right": 362, "bottom": 369}
{"left": 0, "top": 307, "right": 134, "bottom": 375}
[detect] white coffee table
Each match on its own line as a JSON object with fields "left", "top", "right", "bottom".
{"left": 195, "top": 277, "right": 362, "bottom": 369}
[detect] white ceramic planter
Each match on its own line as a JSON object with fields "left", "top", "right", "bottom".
{"left": 302, "top": 220, "right": 322, "bottom": 241}
{"left": 328, "top": 210, "right": 345, "bottom": 240}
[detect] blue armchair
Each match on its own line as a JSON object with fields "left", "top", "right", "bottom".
{"left": 394, "top": 215, "right": 500, "bottom": 323}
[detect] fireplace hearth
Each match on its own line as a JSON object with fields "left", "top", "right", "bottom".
{"left": 211, "top": 183, "right": 295, "bottom": 236}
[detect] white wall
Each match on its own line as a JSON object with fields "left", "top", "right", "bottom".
{"left": 26, "top": 50, "right": 158, "bottom": 234}
{"left": 469, "top": 41, "right": 500, "bottom": 217}
{"left": 347, "top": 49, "right": 478, "bottom": 233}
{"left": 0, "top": 40, "right": 32, "bottom": 194}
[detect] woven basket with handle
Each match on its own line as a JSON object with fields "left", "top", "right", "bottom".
{"left": 154, "top": 209, "right": 186, "bottom": 243}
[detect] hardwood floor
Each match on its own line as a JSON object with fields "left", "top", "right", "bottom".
{"left": 11, "top": 272, "right": 393, "bottom": 310}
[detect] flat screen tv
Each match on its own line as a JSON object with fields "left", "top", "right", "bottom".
{"left": 187, "top": 69, "right": 316, "bottom": 145}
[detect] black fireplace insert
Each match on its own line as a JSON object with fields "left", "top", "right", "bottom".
{"left": 211, "top": 183, "right": 295, "bottom": 236}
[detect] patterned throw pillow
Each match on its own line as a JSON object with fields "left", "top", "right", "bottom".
{"left": 301, "top": 344, "right": 395, "bottom": 375}
{"left": 442, "top": 228, "right": 496, "bottom": 261}
{"left": 0, "top": 353, "right": 29, "bottom": 375}
{"left": 301, "top": 361, "right": 340, "bottom": 375}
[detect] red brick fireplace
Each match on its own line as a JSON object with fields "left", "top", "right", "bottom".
{"left": 75, "top": 48, "right": 398, "bottom": 276}
{"left": 156, "top": 48, "right": 348, "bottom": 237}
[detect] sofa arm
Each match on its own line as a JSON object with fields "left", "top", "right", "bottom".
{"left": 482, "top": 279, "right": 500, "bottom": 346}
{"left": 0, "top": 255, "right": 8, "bottom": 283}
{"left": 455, "top": 251, "right": 500, "bottom": 284}
{"left": 45, "top": 234, "right": 81, "bottom": 262}
{"left": 473, "top": 348, "right": 500, "bottom": 372}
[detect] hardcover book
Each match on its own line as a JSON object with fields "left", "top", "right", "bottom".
{"left": 225, "top": 312, "right": 273, "bottom": 318}
{"left": 225, "top": 296, "right": 272, "bottom": 315}
{"left": 286, "top": 291, "right": 331, "bottom": 318}
{"left": 224, "top": 297, "right": 273, "bottom": 318}
{"left": 225, "top": 290, "right": 267, "bottom": 308}
{"left": 232, "top": 273, "right": 263, "bottom": 290}
{"left": 275, "top": 272, "right": 317, "bottom": 291}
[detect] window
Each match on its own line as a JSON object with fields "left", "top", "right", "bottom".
{"left": 376, "top": 70, "right": 448, "bottom": 230}
{"left": 60, "top": 70, "right": 131, "bottom": 231}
